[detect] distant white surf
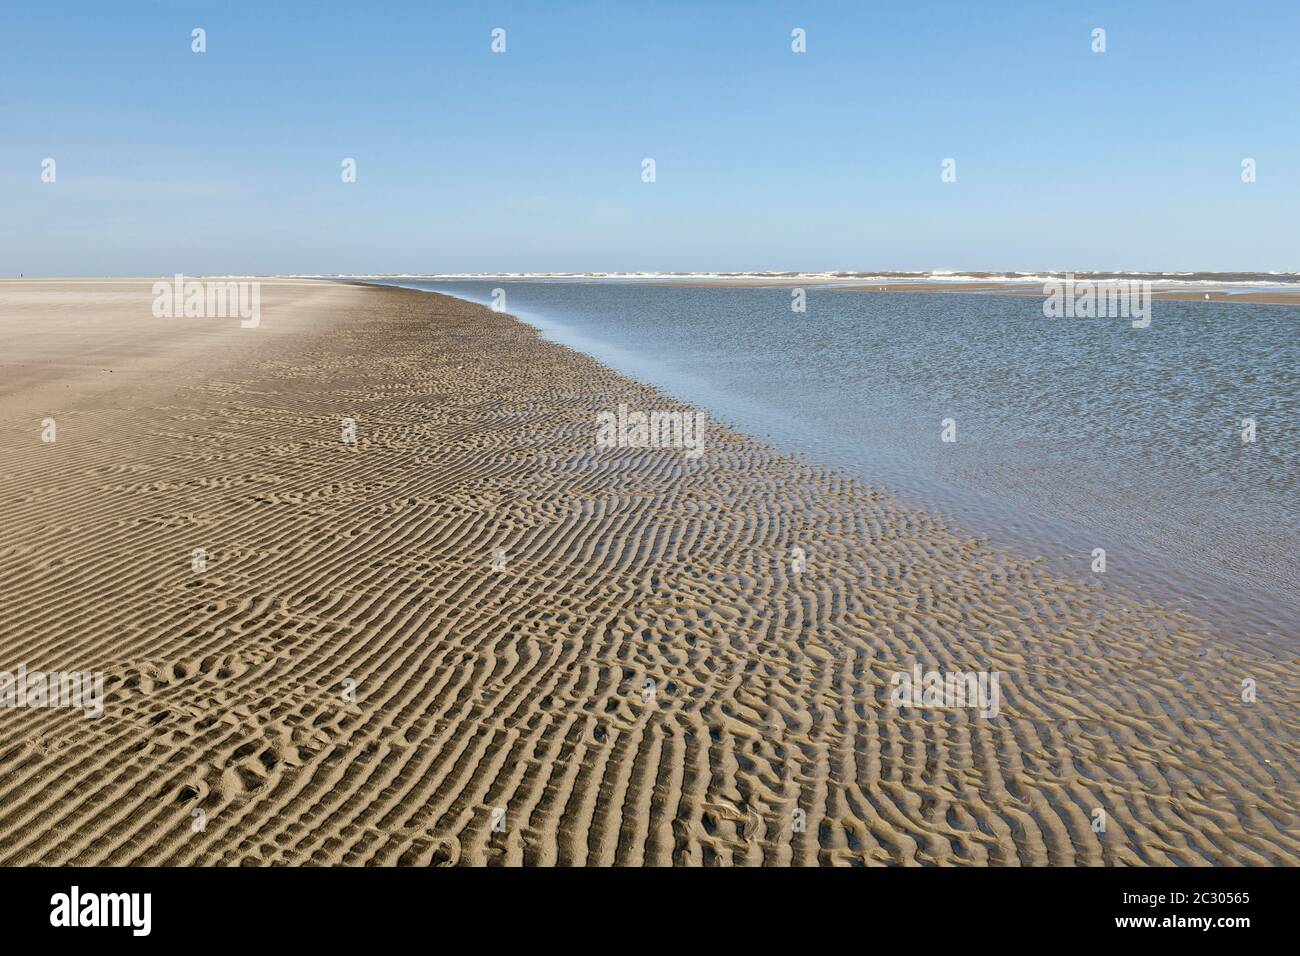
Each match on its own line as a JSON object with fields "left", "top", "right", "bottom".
{"left": 303, "top": 270, "right": 1300, "bottom": 289}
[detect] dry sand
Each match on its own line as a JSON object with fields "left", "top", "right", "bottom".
{"left": 0, "top": 278, "right": 1295, "bottom": 866}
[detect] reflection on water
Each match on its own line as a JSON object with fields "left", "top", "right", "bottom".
{"left": 375, "top": 279, "right": 1299, "bottom": 645}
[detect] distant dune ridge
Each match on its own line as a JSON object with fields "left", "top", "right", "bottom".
{"left": 0, "top": 278, "right": 1294, "bottom": 866}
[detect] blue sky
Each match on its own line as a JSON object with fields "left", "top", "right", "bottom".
{"left": 4, "top": 0, "right": 1298, "bottom": 275}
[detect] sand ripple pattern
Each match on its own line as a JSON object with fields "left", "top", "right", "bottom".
{"left": 0, "top": 280, "right": 1295, "bottom": 866}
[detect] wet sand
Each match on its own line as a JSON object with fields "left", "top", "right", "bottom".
{"left": 638, "top": 277, "right": 1300, "bottom": 304}
{"left": 0, "top": 278, "right": 1295, "bottom": 865}
{"left": 833, "top": 283, "right": 1300, "bottom": 304}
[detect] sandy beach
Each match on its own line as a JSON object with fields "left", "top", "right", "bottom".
{"left": 0, "top": 278, "right": 1295, "bottom": 866}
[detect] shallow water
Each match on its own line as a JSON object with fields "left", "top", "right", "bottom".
{"left": 374, "top": 279, "right": 1299, "bottom": 646}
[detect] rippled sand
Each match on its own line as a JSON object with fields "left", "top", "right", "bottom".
{"left": 0, "top": 279, "right": 1294, "bottom": 866}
